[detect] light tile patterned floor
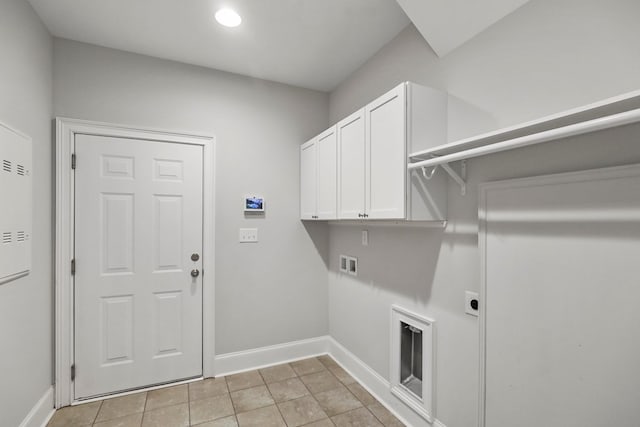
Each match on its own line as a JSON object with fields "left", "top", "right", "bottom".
{"left": 48, "top": 356, "right": 405, "bottom": 427}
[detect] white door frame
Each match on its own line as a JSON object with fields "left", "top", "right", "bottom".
{"left": 55, "top": 117, "right": 216, "bottom": 408}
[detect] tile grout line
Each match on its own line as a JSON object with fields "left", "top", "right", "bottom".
{"left": 187, "top": 382, "right": 191, "bottom": 426}
{"left": 90, "top": 400, "right": 103, "bottom": 426}
{"left": 141, "top": 390, "right": 148, "bottom": 426}
{"left": 257, "top": 365, "right": 291, "bottom": 426}
{"left": 308, "top": 355, "right": 391, "bottom": 425}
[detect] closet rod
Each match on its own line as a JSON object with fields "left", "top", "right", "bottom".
{"left": 408, "top": 107, "right": 640, "bottom": 170}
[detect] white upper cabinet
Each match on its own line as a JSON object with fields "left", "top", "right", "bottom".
{"left": 301, "top": 82, "right": 451, "bottom": 221}
{"left": 316, "top": 127, "right": 337, "bottom": 219}
{"left": 300, "top": 126, "right": 337, "bottom": 220}
{"left": 366, "top": 83, "right": 407, "bottom": 219}
{"left": 337, "top": 109, "right": 366, "bottom": 219}
{"left": 300, "top": 138, "right": 317, "bottom": 219}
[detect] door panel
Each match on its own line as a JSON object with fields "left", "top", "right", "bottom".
{"left": 337, "top": 109, "right": 366, "bottom": 219}
{"left": 101, "top": 295, "right": 133, "bottom": 365}
{"left": 153, "top": 291, "right": 183, "bottom": 357}
{"left": 316, "top": 127, "right": 337, "bottom": 219}
{"left": 153, "top": 195, "right": 183, "bottom": 271}
{"left": 300, "top": 139, "right": 317, "bottom": 219}
{"left": 366, "top": 85, "right": 406, "bottom": 219}
{"left": 74, "top": 134, "right": 203, "bottom": 399}
{"left": 101, "top": 193, "right": 134, "bottom": 273}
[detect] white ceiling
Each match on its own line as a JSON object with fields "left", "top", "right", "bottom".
{"left": 28, "top": 0, "right": 410, "bottom": 92}
{"left": 395, "top": 0, "right": 530, "bottom": 57}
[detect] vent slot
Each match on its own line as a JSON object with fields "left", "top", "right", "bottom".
{"left": 17, "top": 231, "right": 25, "bottom": 242}
{"left": 2, "top": 160, "right": 10, "bottom": 173}
{"left": 17, "top": 164, "right": 25, "bottom": 176}
{"left": 2, "top": 232, "right": 11, "bottom": 244}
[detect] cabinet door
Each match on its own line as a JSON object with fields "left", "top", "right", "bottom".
{"left": 337, "top": 109, "right": 366, "bottom": 219}
{"left": 316, "top": 127, "right": 337, "bottom": 219}
{"left": 366, "top": 83, "right": 406, "bottom": 219}
{"left": 300, "top": 139, "right": 317, "bottom": 219}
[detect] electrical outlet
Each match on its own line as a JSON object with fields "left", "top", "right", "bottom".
{"left": 339, "top": 255, "right": 349, "bottom": 273}
{"left": 348, "top": 257, "right": 358, "bottom": 276}
{"left": 339, "top": 255, "right": 357, "bottom": 275}
{"left": 465, "top": 291, "right": 479, "bottom": 316}
{"left": 362, "top": 230, "right": 368, "bottom": 246}
{"left": 239, "top": 228, "right": 258, "bottom": 243}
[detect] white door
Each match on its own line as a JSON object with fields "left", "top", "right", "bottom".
{"left": 481, "top": 166, "right": 640, "bottom": 427}
{"left": 300, "top": 139, "right": 317, "bottom": 219}
{"left": 337, "top": 109, "right": 366, "bottom": 219}
{"left": 316, "top": 127, "right": 337, "bottom": 220}
{"left": 74, "top": 134, "right": 203, "bottom": 399}
{"left": 366, "top": 84, "right": 406, "bottom": 219}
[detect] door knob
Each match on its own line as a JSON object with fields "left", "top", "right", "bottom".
{"left": 191, "top": 269, "right": 200, "bottom": 278}
{"left": 191, "top": 253, "right": 200, "bottom": 261}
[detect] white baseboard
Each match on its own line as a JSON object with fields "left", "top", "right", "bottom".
{"left": 214, "top": 336, "right": 330, "bottom": 377}
{"left": 18, "top": 386, "right": 55, "bottom": 427}
{"left": 328, "top": 337, "right": 447, "bottom": 427}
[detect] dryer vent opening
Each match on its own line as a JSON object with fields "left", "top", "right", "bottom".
{"left": 390, "top": 305, "right": 435, "bottom": 421}
{"left": 400, "top": 322, "right": 422, "bottom": 398}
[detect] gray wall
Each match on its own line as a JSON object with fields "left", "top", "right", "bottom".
{"left": 53, "top": 39, "right": 331, "bottom": 355}
{"left": 327, "top": 1, "right": 640, "bottom": 426}
{"left": 330, "top": 0, "right": 640, "bottom": 127}
{"left": 0, "top": 0, "right": 53, "bottom": 426}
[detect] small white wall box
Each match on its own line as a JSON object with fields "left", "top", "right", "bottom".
{"left": 390, "top": 305, "right": 436, "bottom": 422}
{"left": 0, "top": 121, "right": 32, "bottom": 285}
{"left": 339, "top": 255, "right": 358, "bottom": 275}
{"left": 244, "top": 195, "right": 264, "bottom": 212}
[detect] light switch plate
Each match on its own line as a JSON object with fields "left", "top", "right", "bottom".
{"left": 239, "top": 228, "right": 258, "bottom": 243}
{"left": 362, "top": 230, "right": 368, "bottom": 246}
{"left": 465, "top": 291, "right": 479, "bottom": 316}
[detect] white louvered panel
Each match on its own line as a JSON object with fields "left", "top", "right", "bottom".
{"left": 0, "top": 122, "right": 32, "bottom": 285}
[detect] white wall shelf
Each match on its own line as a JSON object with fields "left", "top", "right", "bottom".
{"left": 409, "top": 89, "right": 640, "bottom": 194}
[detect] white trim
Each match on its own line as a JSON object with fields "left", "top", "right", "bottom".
{"left": 477, "top": 162, "right": 640, "bottom": 427}
{"left": 54, "top": 117, "right": 216, "bottom": 407}
{"left": 73, "top": 377, "right": 203, "bottom": 405}
{"left": 329, "top": 337, "right": 447, "bottom": 427}
{"left": 18, "top": 386, "right": 55, "bottom": 427}
{"left": 214, "top": 336, "right": 330, "bottom": 377}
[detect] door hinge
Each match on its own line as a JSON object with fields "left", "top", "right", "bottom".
{"left": 71, "top": 259, "right": 76, "bottom": 275}
{"left": 71, "top": 364, "right": 76, "bottom": 381}
{"left": 71, "top": 153, "right": 76, "bottom": 169}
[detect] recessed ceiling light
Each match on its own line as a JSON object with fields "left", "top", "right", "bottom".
{"left": 215, "top": 8, "right": 242, "bottom": 27}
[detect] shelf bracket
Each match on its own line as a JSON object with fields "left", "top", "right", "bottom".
{"left": 441, "top": 160, "right": 467, "bottom": 196}
{"left": 421, "top": 165, "right": 438, "bottom": 179}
